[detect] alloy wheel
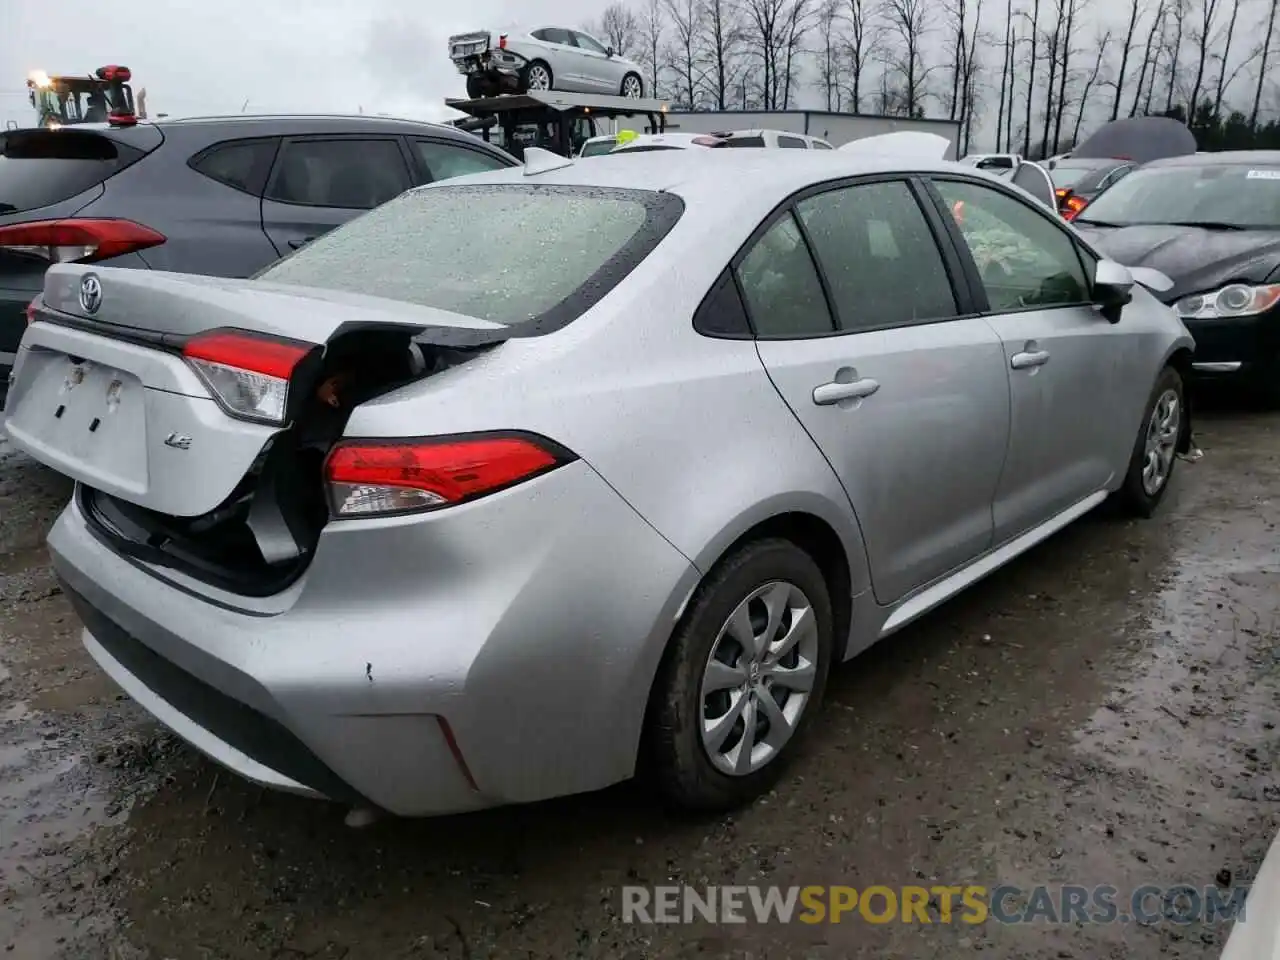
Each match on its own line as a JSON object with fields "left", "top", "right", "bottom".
{"left": 527, "top": 65, "right": 551, "bottom": 91}
{"left": 1142, "top": 387, "right": 1180, "bottom": 496}
{"left": 622, "top": 75, "right": 643, "bottom": 98}
{"left": 699, "top": 581, "right": 819, "bottom": 777}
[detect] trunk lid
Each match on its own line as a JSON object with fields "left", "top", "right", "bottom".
{"left": 4, "top": 262, "right": 507, "bottom": 519}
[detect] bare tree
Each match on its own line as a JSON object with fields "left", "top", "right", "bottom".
{"left": 665, "top": 0, "right": 707, "bottom": 106}
{"left": 589, "top": 2, "right": 641, "bottom": 56}
{"left": 1110, "top": 0, "right": 1147, "bottom": 119}
{"left": 995, "top": 0, "right": 1013, "bottom": 148}
{"left": 1185, "top": 0, "right": 1224, "bottom": 119}
{"left": 780, "top": 0, "right": 815, "bottom": 106}
{"left": 1051, "top": 0, "right": 1082, "bottom": 153}
{"left": 1164, "top": 0, "right": 1186, "bottom": 113}
{"left": 816, "top": 0, "right": 844, "bottom": 108}
{"left": 1021, "top": 0, "right": 1042, "bottom": 154}
{"left": 1039, "top": 0, "right": 1062, "bottom": 154}
{"left": 1210, "top": 0, "right": 1241, "bottom": 116}
{"left": 1251, "top": 0, "right": 1279, "bottom": 127}
{"left": 741, "top": 0, "right": 811, "bottom": 108}
{"left": 960, "top": 0, "right": 985, "bottom": 151}
{"left": 842, "top": 0, "right": 881, "bottom": 111}
{"left": 881, "top": 0, "right": 934, "bottom": 115}
{"left": 636, "top": 0, "right": 666, "bottom": 97}
{"left": 943, "top": 0, "right": 971, "bottom": 120}
{"left": 703, "top": 0, "right": 747, "bottom": 108}
{"left": 1073, "top": 28, "right": 1111, "bottom": 142}
{"left": 1130, "top": 0, "right": 1166, "bottom": 114}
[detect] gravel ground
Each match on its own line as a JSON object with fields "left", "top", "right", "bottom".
{"left": 1, "top": 400, "right": 1278, "bottom": 960}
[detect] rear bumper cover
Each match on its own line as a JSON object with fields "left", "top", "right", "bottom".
{"left": 50, "top": 460, "right": 698, "bottom": 815}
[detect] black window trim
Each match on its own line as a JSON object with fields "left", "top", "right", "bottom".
{"left": 711, "top": 172, "right": 984, "bottom": 342}
{"left": 922, "top": 173, "right": 1100, "bottom": 318}
{"left": 186, "top": 136, "right": 281, "bottom": 197}
{"left": 406, "top": 135, "right": 517, "bottom": 184}
{"left": 262, "top": 134, "right": 416, "bottom": 210}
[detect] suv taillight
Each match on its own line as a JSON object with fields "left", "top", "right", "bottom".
{"left": 182, "top": 328, "right": 315, "bottom": 425}
{"left": 0, "top": 219, "right": 164, "bottom": 264}
{"left": 324, "top": 434, "right": 574, "bottom": 518}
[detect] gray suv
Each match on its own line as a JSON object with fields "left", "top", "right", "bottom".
{"left": 0, "top": 115, "right": 516, "bottom": 383}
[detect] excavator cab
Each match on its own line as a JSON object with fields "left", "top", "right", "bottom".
{"left": 26, "top": 66, "right": 138, "bottom": 129}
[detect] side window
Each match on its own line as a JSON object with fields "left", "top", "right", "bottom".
{"left": 796, "top": 180, "right": 958, "bottom": 332}
{"left": 265, "top": 138, "right": 411, "bottom": 210}
{"left": 735, "top": 213, "right": 834, "bottom": 338}
{"left": 188, "top": 138, "right": 278, "bottom": 195}
{"left": 813, "top": 140, "right": 834, "bottom": 150}
{"left": 778, "top": 135, "right": 808, "bottom": 149}
{"left": 573, "top": 32, "right": 609, "bottom": 54}
{"left": 694, "top": 269, "right": 753, "bottom": 337}
{"left": 541, "top": 27, "right": 571, "bottom": 45}
{"left": 1102, "top": 165, "right": 1133, "bottom": 190}
{"left": 934, "top": 178, "right": 1090, "bottom": 311}
{"left": 531, "top": 28, "right": 547, "bottom": 40}
{"left": 412, "top": 140, "right": 510, "bottom": 182}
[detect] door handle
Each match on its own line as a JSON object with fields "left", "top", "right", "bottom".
{"left": 813, "top": 378, "right": 880, "bottom": 405}
{"left": 1010, "top": 350, "right": 1050, "bottom": 369}
{"left": 288, "top": 236, "right": 317, "bottom": 250}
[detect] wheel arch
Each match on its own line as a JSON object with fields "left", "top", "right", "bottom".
{"left": 1164, "top": 344, "right": 1195, "bottom": 453}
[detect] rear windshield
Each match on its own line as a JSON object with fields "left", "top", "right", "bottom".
{"left": 0, "top": 129, "right": 144, "bottom": 215}
{"left": 613, "top": 145, "right": 684, "bottom": 153}
{"left": 256, "top": 183, "right": 685, "bottom": 334}
{"left": 1049, "top": 161, "right": 1112, "bottom": 190}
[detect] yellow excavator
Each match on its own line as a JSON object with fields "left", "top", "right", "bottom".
{"left": 25, "top": 66, "right": 146, "bottom": 129}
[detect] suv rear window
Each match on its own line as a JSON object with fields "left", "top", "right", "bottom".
{"left": 255, "top": 184, "right": 685, "bottom": 334}
{"left": 0, "top": 129, "right": 145, "bottom": 215}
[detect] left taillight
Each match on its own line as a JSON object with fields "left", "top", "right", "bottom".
{"left": 324, "top": 433, "right": 575, "bottom": 518}
{"left": 25, "top": 298, "right": 39, "bottom": 325}
{"left": 0, "top": 218, "right": 165, "bottom": 264}
{"left": 182, "top": 328, "right": 314, "bottom": 425}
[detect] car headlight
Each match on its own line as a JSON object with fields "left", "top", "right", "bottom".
{"left": 1174, "top": 283, "right": 1280, "bottom": 319}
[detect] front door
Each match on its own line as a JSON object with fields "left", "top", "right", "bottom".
{"left": 749, "top": 178, "right": 1011, "bottom": 605}
{"left": 260, "top": 136, "right": 413, "bottom": 257}
{"left": 930, "top": 177, "right": 1122, "bottom": 543}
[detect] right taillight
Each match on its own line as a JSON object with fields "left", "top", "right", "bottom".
{"left": 324, "top": 434, "right": 574, "bottom": 518}
{"left": 1062, "top": 195, "right": 1089, "bottom": 221}
{"left": 0, "top": 218, "right": 165, "bottom": 264}
{"left": 182, "top": 328, "right": 315, "bottom": 425}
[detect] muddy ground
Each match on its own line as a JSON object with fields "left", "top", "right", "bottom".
{"left": 1, "top": 402, "right": 1278, "bottom": 960}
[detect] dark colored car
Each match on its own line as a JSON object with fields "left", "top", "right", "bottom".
{"left": 1046, "top": 157, "right": 1136, "bottom": 218}
{"left": 1072, "top": 150, "right": 1280, "bottom": 403}
{"left": 0, "top": 115, "right": 517, "bottom": 385}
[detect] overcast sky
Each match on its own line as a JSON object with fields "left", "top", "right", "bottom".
{"left": 1, "top": 0, "right": 616, "bottom": 128}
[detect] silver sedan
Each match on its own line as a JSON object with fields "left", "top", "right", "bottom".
{"left": 5, "top": 149, "right": 1193, "bottom": 817}
{"left": 449, "top": 25, "right": 645, "bottom": 99}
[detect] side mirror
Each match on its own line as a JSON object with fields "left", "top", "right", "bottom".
{"left": 606, "top": 46, "right": 615, "bottom": 57}
{"left": 1093, "top": 259, "right": 1134, "bottom": 323}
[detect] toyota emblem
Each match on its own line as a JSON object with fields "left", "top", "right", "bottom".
{"left": 79, "top": 274, "right": 103, "bottom": 314}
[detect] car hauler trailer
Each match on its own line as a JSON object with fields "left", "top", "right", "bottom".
{"left": 661, "top": 110, "right": 961, "bottom": 157}
{"left": 445, "top": 91, "right": 669, "bottom": 159}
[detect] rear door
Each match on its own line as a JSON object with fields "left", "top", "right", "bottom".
{"left": 927, "top": 176, "right": 1123, "bottom": 543}
{"left": 533, "top": 28, "right": 582, "bottom": 89}
{"left": 751, "top": 177, "right": 1010, "bottom": 604}
{"left": 259, "top": 136, "right": 413, "bottom": 256}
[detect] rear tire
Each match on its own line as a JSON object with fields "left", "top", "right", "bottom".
{"left": 1117, "top": 365, "right": 1184, "bottom": 518}
{"left": 465, "top": 75, "right": 485, "bottom": 98}
{"left": 646, "top": 538, "right": 834, "bottom": 812}
{"left": 621, "top": 73, "right": 644, "bottom": 98}
{"left": 522, "top": 61, "right": 553, "bottom": 93}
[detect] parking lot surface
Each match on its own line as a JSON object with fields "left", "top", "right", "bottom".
{"left": 1, "top": 403, "right": 1278, "bottom": 960}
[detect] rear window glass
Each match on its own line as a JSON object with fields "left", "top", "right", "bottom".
{"left": 255, "top": 184, "right": 685, "bottom": 334}
{"left": 1049, "top": 162, "right": 1109, "bottom": 190}
{"left": 613, "top": 145, "right": 684, "bottom": 153}
{"left": 579, "top": 139, "right": 617, "bottom": 157}
{"left": 0, "top": 129, "right": 143, "bottom": 215}
{"left": 724, "top": 136, "right": 766, "bottom": 148}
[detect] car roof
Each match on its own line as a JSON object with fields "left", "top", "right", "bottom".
{"left": 1146, "top": 150, "right": 1280, "bottom": 168}
{"left": 428, "top": 147, "right": 990, "bottom": 203}
{"left": 155, "top": 114, "right": 471, "bottom": 138}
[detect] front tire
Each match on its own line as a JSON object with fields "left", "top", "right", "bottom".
{"left": 646, "top": 538, "right": 834, "bottom": 812}
{"left": 621, "top": 73, "right": 644, "bottom": 98}
{"left": 522, "top": 61, "right": 553, "bottom": 93}
{"left": 465, "top": 75, "right": 485, "bottom": 99}
{"left": 1118, "top": 365, "right": 1184, "bottom": 517}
